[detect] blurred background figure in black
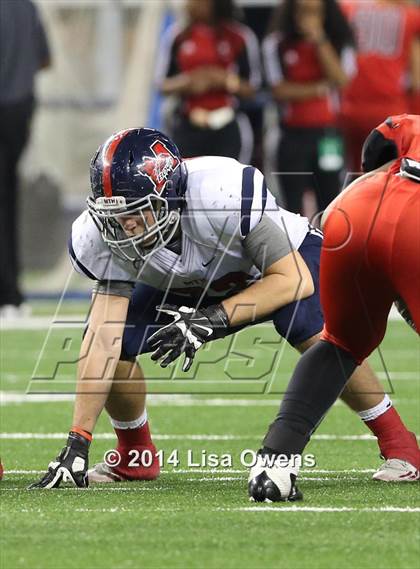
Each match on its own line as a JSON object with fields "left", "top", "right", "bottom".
{"left": 339, "top": 0, "right": 420, "bottom": 173}
{"left": 263, "top": 0, "right": 356, "bottom": 217}
{"left": 155, "top": 0, "right": 260, "bottom": 163}
{"left": 0, "top": 0, "right": 50, "bottom": 318}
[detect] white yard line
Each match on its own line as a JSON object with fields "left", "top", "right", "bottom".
{"left": 0, "top": 393, "right": 283, "bottom": 406}
{"left": 217, "top": 506, "right": 420, "bottom": 513}
{"left": 184, "top": 476, "right": 360, "bottom": 482}
{"left": 0, "top": 309, "right": 404, "bottom": 330}
{"left": 377, "top": 372, "right": 420, "bottom": 381}
{"left": 2, "top": 432, "right": 419, "bottom": 441}
{"left": 8, "top": 503, "right": 420, "bottom": 514}
{"left": 4, "top": 468, "right": 377, "bottom": 475}
{"left": 18, "top": 507, "right": 132, "bottom": 513}
{"left": 1, "top": 487, "right": 164, "bottom": 492}
{"left": 0, "top": 316, "right": 87, "bottom": 330}
{"left": 0, "top": 432, "right": 390, "bottom": 441}
{"left": 1, "top": 386, "right": 417, "bottom": 407}
{"left": 13, "top": 507, "right": 420, "bottom": 513}
{"left": 13, "top": 506, "right": 420, "bottom": 513}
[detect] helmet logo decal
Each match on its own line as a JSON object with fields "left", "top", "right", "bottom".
{"left": 138, "top": 140, "right": 180, "bottom": 194}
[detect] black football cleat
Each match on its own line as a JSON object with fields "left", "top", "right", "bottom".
{"left": 248, "top": 454, "right": 303, "bottom": 502}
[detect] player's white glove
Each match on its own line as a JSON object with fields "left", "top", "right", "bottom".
{"left": 28, "top": 431, "right": 90, "bottom": 489}
{"left": 147, "top": 304, "right": 230, "bottom": 372}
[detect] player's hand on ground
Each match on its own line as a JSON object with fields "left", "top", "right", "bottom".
{"left": 28, "top": 432, "right": 90, "bottom": 489}
{"left": 147, "top": 304, "right": 230, "bottom": 372}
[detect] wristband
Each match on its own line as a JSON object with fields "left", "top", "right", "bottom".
{"left": 202, "top": 304, "right": 230, "bottom": 339}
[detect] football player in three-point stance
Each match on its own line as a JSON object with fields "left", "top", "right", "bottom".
{"left": 30, "top": 127, "right": 419, "bottom": 490}
{"left": 249, "top": 114, "right": 420, "bottom": 502}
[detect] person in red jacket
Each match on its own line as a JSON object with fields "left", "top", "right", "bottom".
{"left": 263, "top": 0, "right": 357, "bottom": 215}
{"left": 249, "top": 114, "right": 420, "bottom": 502}
{"left": 340, "top": 0, "right": 420, "bottom": 171}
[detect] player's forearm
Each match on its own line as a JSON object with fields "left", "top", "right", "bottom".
{"left": 226, "top": 74, "right": 255, "bottom": 99}
{"left": 222, "top": 273, "right": 314, "bottom": 327}
{"left": 160, "top": 73, "right": 194, "bottom": 95}
{"left": 315, "top": 41, "right": 350, "bottom": 87}
{"left": 272, "top": 80, "right": 328, "bottom": 102}
{"left": 410, "top": 38, "right": 420, "bottom": 94}
{"left": 409, "top": 37, "right": 420, "bottom": 115}
{"left": 72, "top": 330, "right": 122, "bottom": 433}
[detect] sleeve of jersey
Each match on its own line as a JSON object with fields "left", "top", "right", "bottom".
{"left": 68, "top": 237, "right": 98, "bottom": 281}
{"left": 262, "top": 32, "right": 284, "bottom": 86}
{"left": 239, "top": 166, "right": 270, "bottom": 238}
{"left": 243, "top": 214, "right": 293, "bottom": 272}
{"left": 68, "top": 212, "right": 135, "bottom": 283}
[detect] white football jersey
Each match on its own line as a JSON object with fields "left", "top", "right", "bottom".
{"left": 70, "top": 156, "right": 309, "bottom": 298}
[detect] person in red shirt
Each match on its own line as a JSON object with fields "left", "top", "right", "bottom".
{"left": 249, "top": 114, "right": 420, "bottom": 502}
{"left": 155, "top": 0, "right": 260, "bottom": 162}
{"left": 263, "top": 0, "right": 356, "bottom": 215}
{"left": 340, "top": 0, "right": 420, "bottom": 171}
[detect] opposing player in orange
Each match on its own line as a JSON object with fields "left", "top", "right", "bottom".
{"left": 249, "top": 114, "right": 420, "bottom": 501}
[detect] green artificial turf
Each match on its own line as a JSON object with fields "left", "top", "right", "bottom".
{"left": 1, "top": 304, "right": 419, "bottom": 569}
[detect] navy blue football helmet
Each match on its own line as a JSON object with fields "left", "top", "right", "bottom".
{"left": 88, "top": 127, "right": 187, "bottom": 262}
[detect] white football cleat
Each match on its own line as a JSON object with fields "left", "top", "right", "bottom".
{"left": 372, "top": 459, "right": 419, "bottom": 482}
{"left": 88, "top": 462, "right": 123, "bottom": 483}
{"left": 248, "top": 454, "right": 303, "bottom": 502}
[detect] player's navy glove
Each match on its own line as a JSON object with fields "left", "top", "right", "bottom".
{"left": 28, "top": 431, "right": 90, "bottom": 489}
{"left": 147, "top": 304, "right": 230, "bottom": 372}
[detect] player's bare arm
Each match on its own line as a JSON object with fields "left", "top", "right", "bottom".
{"left": 271, "top": 79, "right": 330, "bottom": 102}
{"left": 222, "top": 251, "right": 314, "bottom": 327}
{"left": 28, "top": 290, "right": 129, "bottom": 489}
{"left": 148, "top": 208, "right": 315, "bottom": 371}
{"left": 72, "top": 291, "right": 130, "bottom": 433}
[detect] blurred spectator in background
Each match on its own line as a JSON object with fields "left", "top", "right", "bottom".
{"left": 263, "top": 0, "right": 356, "bottom": 216}
{"left": 0, "top": 0, "right": 50, "bottom": 318}
{"left": 340, "top": 0, "right": 420, "bottom": 172}
{"left": 155, "top": 0, "right": 260, "bottom": 163}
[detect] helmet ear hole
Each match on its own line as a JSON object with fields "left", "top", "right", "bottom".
{"left": 128, "top": 150, "right": 135, "bottom": 166}
{"left": 361, "top": 130, "right": 398, "bottom": 173}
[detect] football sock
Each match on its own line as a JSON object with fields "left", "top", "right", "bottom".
{"left": 263, "top": 341, "right": 357, "bottom": 456}
{"left": 109, "top": 410, "right": 160, "bottom": 479}
{"left": 362, "top": 404, "right": 420, "bottom": 468}
{"left": 110, "top": 410, "right": 152, "bottom": 448}
{"left": 357, "top": 395, "right": 392, "bottom": 422}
